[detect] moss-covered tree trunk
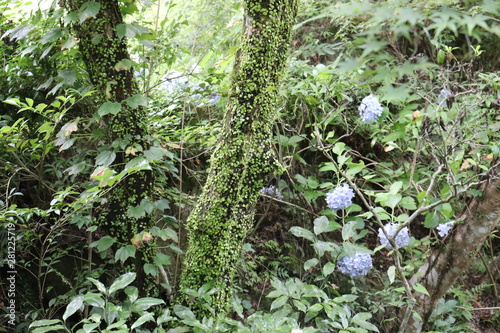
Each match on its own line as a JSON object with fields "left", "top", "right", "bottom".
{"left": 400, "top": 180, "right": 500, "bottom": 332}
{"left": 64, "top": 0, "right": 157, "bottom": 296}
{"left": 177, "top": 0, "right": 298, "bottom": 315}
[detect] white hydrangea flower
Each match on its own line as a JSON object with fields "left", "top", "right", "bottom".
{"left": 378, "top": 222, "right": 410, "bottom": 249}
{"left": 326, "top": 183, "right": 355, "bottom": 210}
{"left": 436, "top": 220, "right": 455, "bottom": 237}
{"left": 337, "top": 252, "right": 373, "bottom": 278}
{"left": 358, "top": 94, "right": 383, "bottom": 123}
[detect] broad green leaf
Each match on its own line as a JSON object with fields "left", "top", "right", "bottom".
{"left": 125, "top": 94, "right": 149, "bottom": 108}
{"left": 387, "top": 266, "right": 396, "bottom": 284}
{"left": 384, "top": 194, "right": 402, "bottom": 209}
{"left": 153, "top": 252, "right": 170, "bottom": 267}
{"left": 29, "top": 320, "right": 63, "bottom": 328}
{"left": 133, "top": 297, "right": 165, "bottom": 312}
{"left": 173, "top": 305, "right": 195, "bottom": 320}
{"left": 322, "top": 262, "right": 336, "bottom": 276}
{"left": 289, "top": 226, "right": 315, "bottom": 242}
{"left": 270, "top": 295, "right": 288, "bottom": 310}
{"left": 89, "top": 236, "right": 115, "bottom": 253}
{"left": 115, "top": 245, "right": 136, "bottom": 263}
{"left": 293, "top": 299, "right": 307, "bottom": 313}
{"left": 78, "top": 1, "right": 101, "bottom": 23}
{"left": 424, "top": 211, "right": 440, "bottom": 228}
{"left": 95, "top": 150, "right": 116, "bottom": 167}
{"left": 109, "top": 272, "right": 136, "bottom": 294}
{"left": 32, "top": 325, "right": 68, "bottom": 333}
{"left": 352, "top": 312, "right": 380, "bottom": 332}
{"left": 87, "top": 278, "right": 107, "bottom": 294}
{"left": 63, "top": 296, "right": 83, "bottom": 321}
{"left": 389, "top": 181, "right": 404, "bottom": 194}
{"left": 304, "top": 258, "right": 319, "bottom": 271}
{"left": 399, "top": 197, "right": 416, "bottom": 210}
{"left": 82, "top": 292, "right": 105, "bottom": 307}
{"left": 314, "top": 215, "right": 341, "bottom": 235}
{"left": 144, "top": 263, "right": 158, "bottom": 276}
{"left": 127, "top": 205, "right": 145, "bottom": 219}
{"left": 413, "top": 283, "right": 430, "bottom": 296}
{"left": 145, "top": 146, "right": 166, "bottom": 161}
{"left": 98, "top": 101, "right": 121, "bottom": 116}
{"left": 131, "top": 313, "right": 154, "bottom": 330}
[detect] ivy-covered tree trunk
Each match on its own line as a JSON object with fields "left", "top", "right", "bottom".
{"left": 64, "top": 0, "right": 157, "bottom": 296}
{"left": 177, "top": 0, "right": 298, "bottom": 315}
{"left": 400, "top": 180, "right": 500, "bottom": 332}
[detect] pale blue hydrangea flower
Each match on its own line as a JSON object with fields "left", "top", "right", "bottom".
{"left": 337, "top": 252, "right": 373, "bottom": 278}
{"left": 358, "top": 94, "right": 383, "bottom": 123}
{"left": 260, "top": 185, "right": 283, "bottom": 200}
{"left": 378, "top": 222, "right": 410, "bottom": 249}
{"left": 326, "top": 183, "right": 355, "bottom": 210}
{"left": 436, "top": 220, "right": 455, "bottom": 237}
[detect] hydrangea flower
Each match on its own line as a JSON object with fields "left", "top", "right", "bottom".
{"left": 326, "top": 183, "right": 355, "bottom": 210}
{"left": 378, "top": 222, "right": 410, "bottom": 249}
{"left": 260, "top": 185, "right": 283, "bottom": 200}
{"left": 436, "top": 220, "right": 455, "bottom": 237}
{"left": 358, "top": 94, "right": 383, "bottom": 123}
{"left": 438, "top": 88, "right": 453, "bottom": 108}
{"left": 337, "top": 252, "right": 373, "bottom": 278}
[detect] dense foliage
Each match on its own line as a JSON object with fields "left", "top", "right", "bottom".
{"left": 1, "top": 0, "right": 499, "bottom": 332}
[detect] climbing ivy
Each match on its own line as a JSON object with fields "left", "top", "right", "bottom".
{"left": 177, "top": 0, "right": 298, "bottom": 315}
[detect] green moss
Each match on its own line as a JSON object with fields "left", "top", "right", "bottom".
{"left": 177, "top": 0, "right": 298, "bottom": 316}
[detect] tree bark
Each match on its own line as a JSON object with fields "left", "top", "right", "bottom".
{"left": 401, "top": 179, "right": 500, "bottom": 332}
{"left": 64, "top": 0, "right": 157, "bottom": 297}
{"left": 177, "top": 0, "right": 298, "bottom": 316}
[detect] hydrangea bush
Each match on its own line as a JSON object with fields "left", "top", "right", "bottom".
{"left": 378, "top": 222, "right": 410, "bottom": 249}
{"left": 337, "top": 252, "right": 373, "bottom": 278}
{"left": 326, "top": 183, "right": 355, "bottom": 210}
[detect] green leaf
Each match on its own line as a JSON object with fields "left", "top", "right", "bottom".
{"left": 387, "top": 266, "right": 396, "bottom": 285}
{"left": 63, "top": 296, "right": 83, "bottom": 321}
{"left": 133, "top": 298, "right": 165, "bottom": 312}
{"left": 131, "top": 313, "right": 154, "bottom": 330}
{"left": 32, "top": 325, "right": 68, "bottom": 333}
{"left": 322, "top": 262, "right": 336, "bottom": 277}
{"left": 144, "top": 263, "right": 158, "bottom": 276}
{"left": 154, "top": 252, "right": 171, "bottom": 266}
{"left": 145, "top": 146, "right": 166, "bottom": 161}
{"left": 304, "top": 258, "right": 319, "bottom": 271}
{"left": 384, "top": 194, "right": 402, "bottom": 209}
{"left": 109, "top": 272, "right": 136, "bottom": 294}
{"left": 389, "top": 181, "right": 404, "bottom": 194}
{"left": 98, "top": 101, "right": 121, "bottom": 116}
{"left": 125, "top": 94, "right": 149, "bottom": 108}
{"left": 289, "top": 226, "right": 315, "bottom": 242}
{"left": 87, "top": 278, "right": 107, "bottom": 294}
{"left": 173, "top": 305, "right": 195, "bottom": 320}
{"left": 29, "top": 319, "right": 63, "bottom": 328}
{"left": 424, "top": 211, "right": 440, "bottom": 228}
{"left": 115, "top": 245, "right": 136, "bottom": 263}
{"left": 89, "top": 236, "right": 115, "bottom": 253}
{"left": 95, "top": 150, "right": 116, "bottom": 167}
{"left": 413, "top": 283, "right": 430, "bottom": 296}
{"left": 399, "top": 197, "right": 416, "bottom": 210}
{"left": 127, "top": 205, "right": 146, "bottom": 219}
{"left": 270, "top": 295, "right": 288, "bottom": 310}
{"left": 78, "top": 1, "right": 101, "bottom": 23}
{"left": 314, "top": 215, "right": 341, "bottom": 235}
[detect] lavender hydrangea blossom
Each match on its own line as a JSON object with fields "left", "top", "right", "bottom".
{"left": 337, "top": 252, "right": 373, "bottom": 278}
{"left": 378, "top": 222, "right": 410, "bottom": 249}
{"left": 326, "top": 183, "right": 355, "bottom": 210}
{"left": 436, "top": 220, "right": 455, "bottom": 237}
{"left": 260, "top": 185, "right": 284, "bottom": 200}
{"left": 358, "top": 94, "right": 383, "bottom": 123}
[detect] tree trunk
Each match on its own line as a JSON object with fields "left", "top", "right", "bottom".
{"left": 64, "top": 0, "right": 157, "bottom": 297}
{"left": 400, "top": 179, "right": 500, "bottom": 332}
{"left": 177, "top": 0, "right": 298, "bottom": 315}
